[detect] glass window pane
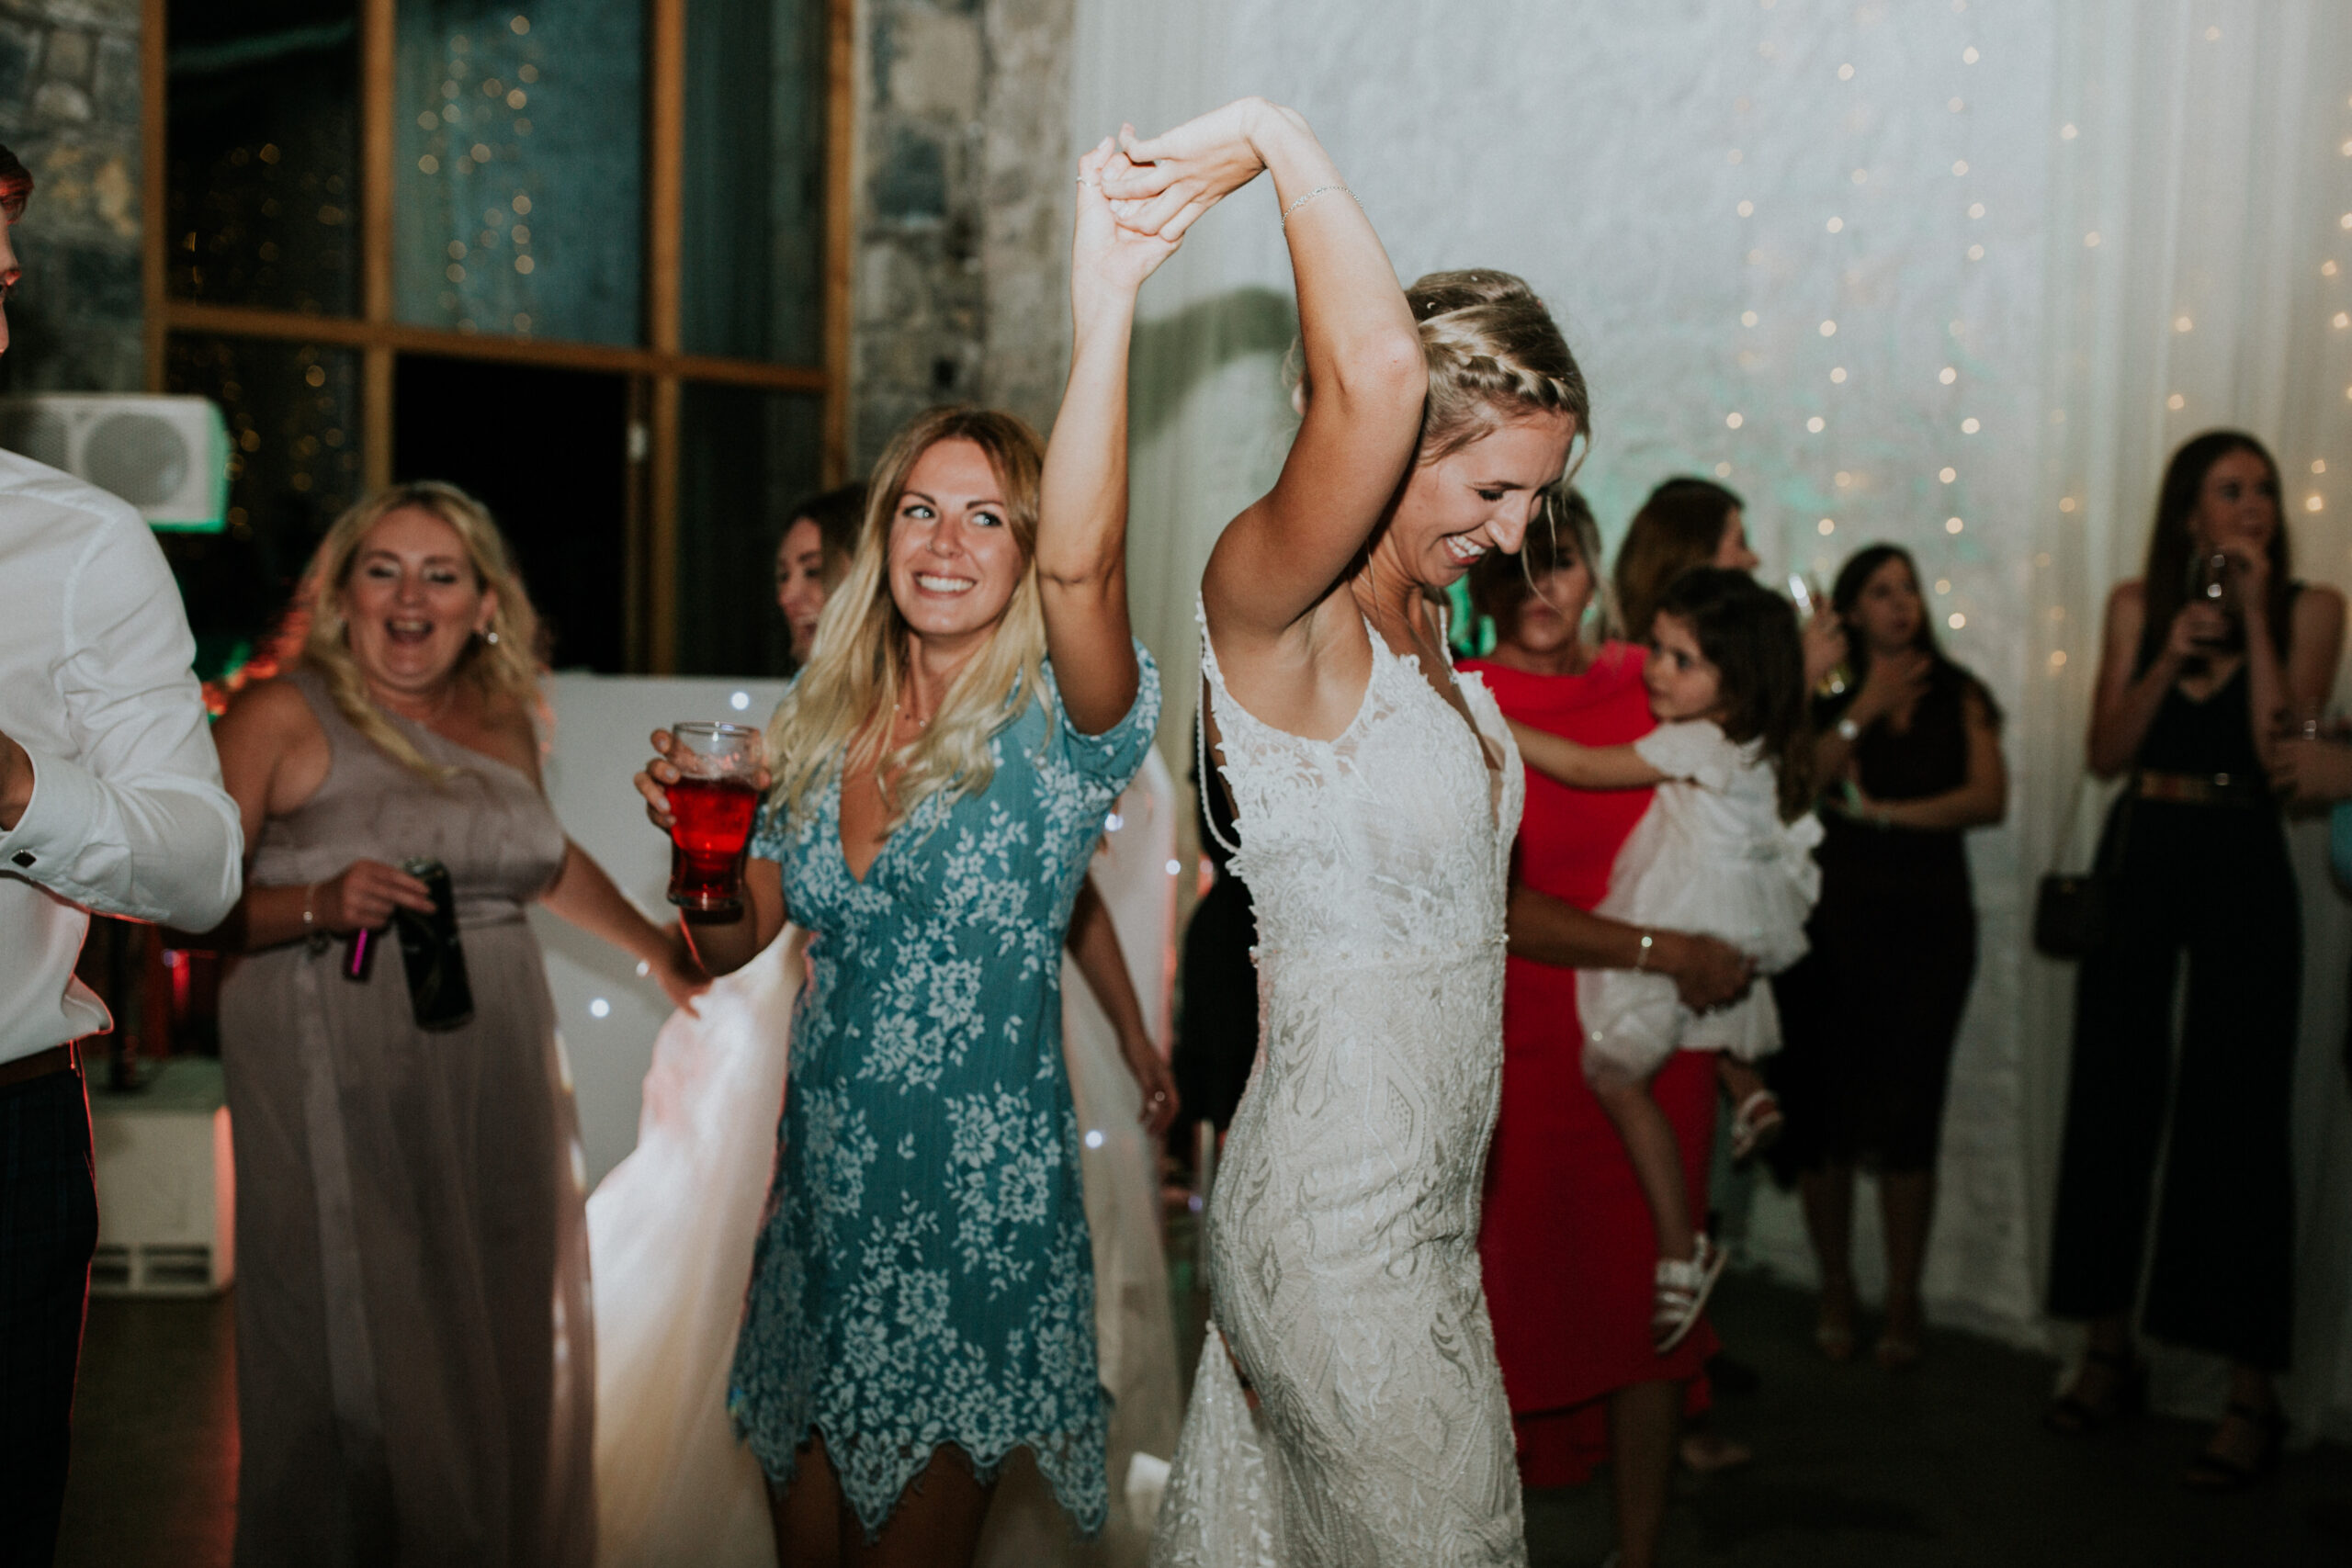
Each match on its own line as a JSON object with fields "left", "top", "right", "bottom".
{"left": 393, "top": 355, "right": 631, "bottom": 671}
{"left": 681, "top": 0, "right": 828, "bottom": 364}
{"left": 394, "top": 1, "right": 644, "bottom": 344}
{"left": 676, "top": 384, "right": 823, "bottom": 675}
{"left": 167, "top": 1, "right": 360, "bottom": 315}
{"left": 162, "top": 334, "right": 363, "bottom": 680}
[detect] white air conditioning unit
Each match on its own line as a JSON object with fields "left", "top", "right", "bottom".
{"left": 0, "top": 393, "right": 232, "bottom": 533}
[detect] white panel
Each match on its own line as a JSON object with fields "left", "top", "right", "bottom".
{"left": 531, "top": 673, "right": 790, "bottom": 1189}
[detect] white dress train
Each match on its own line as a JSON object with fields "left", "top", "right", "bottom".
{"left": 587, "top": 754, "right": 1185, "bottom": 1568}
{"left": 587, "top": 931, "right": 803, "bottom": 1568}
{"left": 1152, "top": 605, "right": 1529, "bottom": 1567}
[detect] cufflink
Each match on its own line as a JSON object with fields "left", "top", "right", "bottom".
{"left": 10, "top": 851, "right": 32, "bottom": 868}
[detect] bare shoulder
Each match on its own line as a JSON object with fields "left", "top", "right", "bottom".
{"left": 1960, "top": 682, "right": 2002, "bottom": 732}
{"left": 215, "top": 676, "right": 322, "bottom": 757}
{"left": 478, "top": 692, "right": 547, "bottom": 785}
{"left": 2103, "top": 579, "right": 2147, "bottom": 640}
{"left": 2295, "top": 581, "right": 2347, "bottom": 630}
{"left": 1204, "top": 577, "right": 1373, "bottom": 741}
{"left": 214, "top": 676, "right": 330, "bottom": 815}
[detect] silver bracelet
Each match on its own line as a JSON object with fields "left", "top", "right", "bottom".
{"left": 1280, "top": 182, "right": 1359, "bottom": 228}
{"left": 1634, "top": 930, "right": 1655, "bottom": 971}
{"left": 302, "top": 882, "right": 330, "bottom": 955}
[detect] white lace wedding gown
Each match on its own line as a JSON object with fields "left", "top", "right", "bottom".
{"left": 1151, "top": 604, "right": 1528, "bottom": 1568}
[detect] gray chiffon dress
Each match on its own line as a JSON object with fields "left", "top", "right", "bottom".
{"left": 218, "top": 669, "right": 594, "bottom": 1567}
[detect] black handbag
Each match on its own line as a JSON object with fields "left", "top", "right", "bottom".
{"left": 2033, "top": 778, "right": 2129, "bottom": 961}
{"left": 2033, "top": 872, "right": 2106, "bottom": 958}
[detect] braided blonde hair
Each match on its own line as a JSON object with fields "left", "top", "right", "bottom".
{"left": 1287, "top": 269, "right": 1590, "bottom": 471}
{"left": 277, "top": 481, "right": 545, "bottom": 782}
{"left": 765, "top": 407, "right": 1050, "bottom": 832}
{"left": 1405, "top": 269, "right": 1590, "bottom": 469}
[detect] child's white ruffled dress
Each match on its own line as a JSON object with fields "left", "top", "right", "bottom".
{"left": 1576, "top": 719, "right": 1824, "bottom": 1080}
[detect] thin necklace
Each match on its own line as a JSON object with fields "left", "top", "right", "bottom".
{"left": 1351, "top": 577, "right": 1455, "bottom": 682}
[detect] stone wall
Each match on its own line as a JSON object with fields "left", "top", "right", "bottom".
{"left": 850, "top": 0, "right": 1074, "bottom": 471}
{"left": 0, "top": 0, "right": 142, "bottom": 393}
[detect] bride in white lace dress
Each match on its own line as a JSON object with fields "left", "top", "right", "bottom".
{"left": 1102, "top": 101, "right": 1589, "bottom": 1567}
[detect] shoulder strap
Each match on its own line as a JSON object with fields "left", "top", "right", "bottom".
{"left": 1194, "top": 693, "right": 1241, "bottom": 859}
{"left": 1192, "top": 597, "right": 1243, "bottom": 857}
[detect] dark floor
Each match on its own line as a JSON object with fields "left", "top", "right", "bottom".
{"left": 55, "top": 1272, "right": 2352, "bottom": 1567}
{"left": 59, "top": 1291, "right": 237, "bottom": 1568}
{"left": 1521, "top": 1277, "right": 2352, "bottom": 1568}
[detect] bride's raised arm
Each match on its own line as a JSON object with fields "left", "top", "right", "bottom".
{"left": 1035, "top": 138, "right": 1180, "bottom": 735}
{"left": 1104, "top": 98, "right": 1426, "bottom": 649}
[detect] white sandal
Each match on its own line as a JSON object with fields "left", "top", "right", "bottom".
{"left": 1728, "top": 1089, "right": 1784, "bottom": 1165}
{"left": 1653, "top": 1235, "right": 1726, "bottom": 1353}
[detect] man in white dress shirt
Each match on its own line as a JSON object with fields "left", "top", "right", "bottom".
{"left": 0, "top": 145, "right": 243, "bottom": 1565}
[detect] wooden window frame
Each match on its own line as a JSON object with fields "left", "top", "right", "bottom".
{"left": 139, "top": 0, "right": 855, "bottom": 672}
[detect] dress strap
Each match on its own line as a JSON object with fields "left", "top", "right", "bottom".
{"left": 1194, "top": 706, "right": 1239, "bottom": 858}
{"left": 1193, "top": 595, "right": 1242, "bottom": 858}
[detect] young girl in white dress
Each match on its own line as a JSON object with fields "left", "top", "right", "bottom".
{"left": 1508, "top": 566, "right": 1821, "bottom": 1350}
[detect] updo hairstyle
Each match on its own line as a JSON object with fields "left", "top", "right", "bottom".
{"left": 1405, "top": 269, "right": 1590, "bottom": 468}
{"left": 1288, "top": 269, "right": 1590, "bottom": 470}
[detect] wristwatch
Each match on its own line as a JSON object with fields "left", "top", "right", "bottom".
{"left": 1835, "top": 716, "right": 1862, "bottom": 742}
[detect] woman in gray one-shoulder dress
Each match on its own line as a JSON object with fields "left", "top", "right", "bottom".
{"left": 197, "top": 482, "right": 701, "bottom": 1567}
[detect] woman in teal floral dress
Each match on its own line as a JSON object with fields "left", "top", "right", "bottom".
{"left": 636, "top": 139, "right": 1175, "bottom": 1564}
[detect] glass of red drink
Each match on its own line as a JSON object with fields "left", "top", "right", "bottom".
{"left": 666, "top": 721, "right": 763, "bottom": 914}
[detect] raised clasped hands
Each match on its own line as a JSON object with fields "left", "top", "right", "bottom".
{"left": 1069, "top": 138, "right": 1183, "bottom": 306}
{"left": 1097, "top": 97, "right": 1287, "bottom": 243}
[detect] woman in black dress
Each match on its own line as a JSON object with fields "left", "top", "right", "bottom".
{"left": 1770, "top": 545, "right": 2007, "bottom": 1371}
{"left": 2044, "top": 431, "right": 2345, "bottom": 1488}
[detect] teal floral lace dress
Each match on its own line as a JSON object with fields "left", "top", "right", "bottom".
{"left": 729, "top": 647, "right": 1160, "bottom": 1537}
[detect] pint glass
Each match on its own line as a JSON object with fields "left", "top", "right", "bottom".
{"left": 667, "top": 721, "right": 763, "bottom": 914}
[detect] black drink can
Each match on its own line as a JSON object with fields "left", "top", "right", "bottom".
{"left": 394, "top": 857, "right": 475, "bottom": 1031}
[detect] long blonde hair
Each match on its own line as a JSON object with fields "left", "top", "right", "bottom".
{"left": 277, "top": 480, "right": 545, "bottom": 781}
{"left": 765, "top": 408, "right": 1048, "bottom": 831}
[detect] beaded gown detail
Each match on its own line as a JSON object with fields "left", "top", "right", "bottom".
{"left": 1151, "top": 602, "right": 1528, "bottom": 1568}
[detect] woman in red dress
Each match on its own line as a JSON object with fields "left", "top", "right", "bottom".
{"left": 1472, "top": 490, "right": 1753, "bottom": 1568}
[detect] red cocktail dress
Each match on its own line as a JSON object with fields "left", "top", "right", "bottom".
{"left": 1467, "top": 642, "right": 1719, "bottom": 1487}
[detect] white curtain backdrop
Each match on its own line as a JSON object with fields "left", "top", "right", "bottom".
{"left": 1069, "top": 0, "right": 2352, "bottom": 1438}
